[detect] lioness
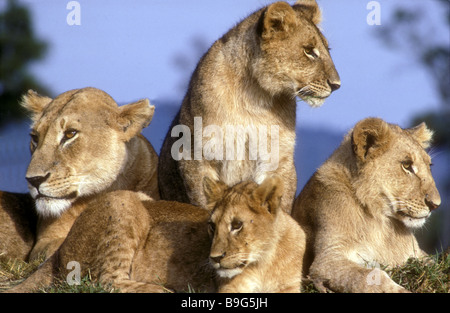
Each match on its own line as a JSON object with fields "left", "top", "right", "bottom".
{"left": 205, "top": 176, "right": 306, "bottom": 293}
{"left": 22, "top": 87, "right": 159, "bottom": 260}
{"left": 7, "top": 177, "right": 304, "bottom": 293}
{"left": 158, "top": 0, "right": 340, "bottom": 213}
{"left": 291, "top": 117, "right": 441, "bottom": 293}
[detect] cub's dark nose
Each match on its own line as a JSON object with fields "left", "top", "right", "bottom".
{"left": 210, "top": 252, "right": 226, "bottom": 264}
{"left": 26, "top": 173, "right": 50, "bottom": 189}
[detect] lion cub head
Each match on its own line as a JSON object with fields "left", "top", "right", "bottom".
{"left": 352, "top": 118, "right": 441, "bottom": 229}
{"left": 252, "top": 0, "right": 340, "bottom": 106}
{"left": 203, "top": 176, "right": 283, "bottom": 279}
{"left": 21, "top": 87, "right": 155, "bottom": 217}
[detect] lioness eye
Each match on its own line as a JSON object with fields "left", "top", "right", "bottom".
{"left": 401, "top": 160, "right": 414, "bottom": 174}
{"left": 231, "top": 219, "right": 243, "bottom": 231}
{"left": 61, "top": 129, "right": 78, "bottom": 143}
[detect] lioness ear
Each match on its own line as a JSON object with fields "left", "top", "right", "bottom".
{"left": 20, "top": 90, "right": 53, "bottom": 121}
{"left": 295, "top": 0, "right": 322, "bottom": 25}
{"left": 118, "top": 99, "right": 155, "bottom": 141}
{"left": 352, "top": 118, "right": 392, "bottom": 162}
{"left": 406, "top": 122, "right": 433, "bottom": 149}
{"left": 262, "top": 2, "right": 298, "bottom": 40}
{"left": 203, "top": 177, "right": 227, "bottom": 210}
{"left": 252, "top": 176, "right": 283, "bottom": 215}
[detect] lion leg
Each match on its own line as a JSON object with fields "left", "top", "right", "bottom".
{"left": 309, "top": 257, "right": 409, "bottom": 293}
{"left": 82, "top": 192, "right": 157, "bottom": 293}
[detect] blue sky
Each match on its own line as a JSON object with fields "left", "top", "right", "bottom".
{"left": 19, "top": 0, "right": 448, "bottom": 133}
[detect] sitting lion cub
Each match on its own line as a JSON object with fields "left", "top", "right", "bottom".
{"left": 291, "top": 117, "right": 441, "bottom": 293}
{"left": 158, "top": 0, "right": 340, "bottom": 214}
{"left": 21, "top": 87, "right": 160, "bottom": 261}
{"left": 204, "top": 176, "right": 306, "bottom": 293}
{"left": 7, "top": 177, "right": 305, "bottom": 293}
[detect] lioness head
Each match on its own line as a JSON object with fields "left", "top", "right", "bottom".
{"left": 252, "top": 0, "right": 340, "bottom": 106}
{"left": 203, "top": 176, "right": 283, "bottom": 279}
{"left": 21, "top": 87, "right": 155, "bottom": 217}
{"left": 351, "top": 118, "right": 441, "bottom": 229}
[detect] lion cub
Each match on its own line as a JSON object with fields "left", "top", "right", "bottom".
{"left": 158, "top": 0, "right": 340, "bottom": 214}
{"left": 204, "top": 176, "right": 306, "bottom": 293}
{"left": 21, "top": 87, "right": 160, "bottom": 261}
{"left": 291, "top": 118, "right": 441, "bottom": 293}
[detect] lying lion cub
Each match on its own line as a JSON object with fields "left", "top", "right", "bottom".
{"left": 291, "top": 117, "right": 441, "bottom": 293}
{"left": 7, "top": 177, "right": 305, "bottom": 293}
{"left": 21, "top": 87, "right": 160, "bottom": 261}
{"left": 204, "top": 176, "right": 306, "bottom": 293}
{"left": 159, "top": 0, "right": 340, "bottom": 214}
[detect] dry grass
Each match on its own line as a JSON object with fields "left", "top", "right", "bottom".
{"left": 0, "top": 255, "right": 43, "bottom": 291}
{"left": 302, "top": 250, "right": 449, "bottom": 293}
{"left": 386, "top": 251, "right": 449, "bottom": 293}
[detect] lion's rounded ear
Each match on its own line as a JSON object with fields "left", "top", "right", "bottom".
{"left": 252, "top": 176, "right": 283, "bottom": 215}
{"left": 203, "top": 177, "right": 227, "bottom": 210}
{"left": 295, "top": 0, "right": 322, "bottom": 25}
{"left": 352, "top": 118, "right": 392, "bottom": 162}
{"left": 261, "top": 2, "right": 298, "bottom": 40}
{"left": 406, "top": 122, "right": 433, "bottom": 149}
{"left": 20, "top": 90, "right": 53, "bottom": 121}
{"left": 118, "top": 99, "right": 154, "bottom": 141}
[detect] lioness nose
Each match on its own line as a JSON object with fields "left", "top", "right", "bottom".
{"left": 210, "top": 252, "right": 226, "bottom": 264}
{"left": 425, "top": 194, "right": 440, "bottom": 211}
{"left": 328, "top": 79, "right": 341, "bottom": 92}
{"left": 26, "top": 173, "right": 50, "bottom": 189}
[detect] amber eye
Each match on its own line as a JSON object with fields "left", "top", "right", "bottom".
{"left": 61, "top": 129, "right": 78, "bottom": 144}
{"left": 231, "top": 219, "right": 243, "bottom": 232}
{"left": 401, "top": 160, "right": 414, "bottom": 174}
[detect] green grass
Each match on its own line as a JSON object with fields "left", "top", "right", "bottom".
{"left": 40, "top": 275, "right": 118, "bottom": 293}
{"left": 1, "top": 251, "right": 448, "bottom": 293}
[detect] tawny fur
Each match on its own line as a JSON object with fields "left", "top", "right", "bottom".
{"left": 0, "top": 192, "right": 36, "bottom": 261}
{"left": 20, "top": 87, "right": 160, "bottom": 261}
{"left": 158, "top": 0, "right": 340, "bottom": 214}
{"left": 5, "top": 191, "right": 215, "bottom": 293}
{"left": 205, "top": 176, "right": 306, "bottom": 293}
{"left": 291, "top": 117, "right": 441, "bottom": 293}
